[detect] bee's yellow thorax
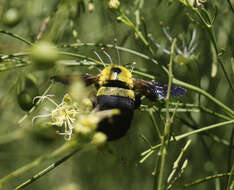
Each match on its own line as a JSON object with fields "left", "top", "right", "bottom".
{"left": 97, "top": 87, "right": 135, "bottom": 100}
{"left": 99, "top": 65, "right": 133, "bottom": 88}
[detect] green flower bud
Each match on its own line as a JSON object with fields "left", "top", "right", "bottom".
{"left": 91, "top": 132, "right": 107, "bottom": 146}
{"left": 3, "top": 8, "right": 20, "bottom": 27}
{"left": 17, "top": 90, "right": 35, "bottom": 111}
{"left": 31, "top": 41, "right": 59, "bottom": 70}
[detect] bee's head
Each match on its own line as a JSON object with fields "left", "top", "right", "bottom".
{"left": 99, "top": 65, "right": 133, "bottom": 88}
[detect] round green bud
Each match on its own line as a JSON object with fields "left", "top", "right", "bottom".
{"left": 174, "top": 54, "right": 193, "bottom": 65}
{"left": 31, "top": 41, "right": 59, "bottom": 70}
{"left": 91, "top": 132, "right": 107, "bottom": 146}
{"left": 3, "top": 8, "right": 20, "bottom": 27}
{"left": 17, "top": 90, "right": 35, "bottom": 111}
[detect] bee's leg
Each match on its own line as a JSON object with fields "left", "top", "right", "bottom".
{"left": 134, "top": 92, "right": 142, "bottom": 109}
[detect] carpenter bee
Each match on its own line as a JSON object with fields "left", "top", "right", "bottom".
{"left": 52, "top": 63, "right": 186, "bottom": 141}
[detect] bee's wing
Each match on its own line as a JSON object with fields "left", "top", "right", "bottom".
{"left": 133, "top": 78, "right": 187, "bottom": 100}
{"left": 51, "top": 74, "right": 99, "bottom": 86}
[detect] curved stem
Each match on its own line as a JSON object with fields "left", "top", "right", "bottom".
{"left": 0, "top": 30, "right": 33, "bottom": 46}
{"left": 15, "top": 149, "right": 79, "bottom": 190}
{"left": 174, "top": 120, "right": 234, "bottom": 141}
{"left": 172, "top": 79, "right": 234, "bottom": 117}
{"left": 0, "top": 141, "right": 79, "bottom": 189}
{"left": 184, "top": 171, "right": 234, "bottom": 188}
{"left": 141, "top": 119, "right": 234, "bottom": 155}
{"left": 59, "top": 51, "right": 101, "bottom": 65}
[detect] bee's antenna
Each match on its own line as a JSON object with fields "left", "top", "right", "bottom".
{"left": 114, "top": 39, "right": 121, "bottom": 65}
{"left": 94, "top": 51, "right": 106, "bottom": 67}
{"left": 102, "top": 48, "right": 113, "bottom": 65}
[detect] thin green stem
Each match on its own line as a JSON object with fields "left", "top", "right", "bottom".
{"left": 175, "top": 120, "right": 234, "bottom": 141}
{"left": 0, "top": 60, "right": 31, "bottom": 72}
{"left": 176, "top": 115, "right": 230, "bottom": 147}
{"left": 118, "top": 10, "right": 150, "bottom": 48}
{"left": 157, "top": 38, "right": 177, "bottom": 190}
{"left": 157, "top": 145, "right": 167, "bottom": 190}
{"left": 139, "top": 150, "right": 154, "bottom": 163}
{"left": 184, "top": 171, "right": 234, "bottom": 188}
{"left": 167, "top": 140, "right": 191, "bottom": 183}
{"left": 0, "top": 52, "right": 30, "bottom": 61}
{"left": 0, "top": 141, "right": 79, "bottom": 189}
{"left": 61, "top": 43, "right": 159, "bottom": 65}
{"left": 165, "top": 39, "right": 177, "bottom": 134}
{"left": 15, "top": 149, "right": 79, "bottom": 190}
{"left": 141, "top": 120, "right": 234, "bottom": 161}
{"left": 226, "top": 164, "right": 234, "bottom": 190}
{"left": 168, "top": 102, "right": 232, "bottom": 121}
{"left": 59, "top": 51, "right": 101, "bottom": 65}
{"left": 227, "top": 0, "right": 234, "bottom": 14}
{"left": 0, "top": 30, "right": 33, "bottom": 46}
{"left": 148, "top": 110, "right": 162, "bottom": 139}
{"left": 157, "top": 107, "right": 200, "bottom": 113}
{"left": 172, "top": 79, "right": 234, "bottom": 117}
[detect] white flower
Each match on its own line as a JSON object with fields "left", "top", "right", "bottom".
{"left": 51, "top": 94, "right": 79, "bottom": 140}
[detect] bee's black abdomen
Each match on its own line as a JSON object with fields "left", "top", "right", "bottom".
{"left": 98, "top": 110, "right": 133, "bottom": 141}
{"left": 97, "top": 95, "right": 135, "bottom": 141}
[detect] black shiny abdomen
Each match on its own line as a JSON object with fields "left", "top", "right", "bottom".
{"left": 96, "top": 95, "right": 136, "bottom": 141}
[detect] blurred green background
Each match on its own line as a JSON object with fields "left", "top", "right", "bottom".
{"left": 0, "top": 0, "right": 234, "bottom": 189}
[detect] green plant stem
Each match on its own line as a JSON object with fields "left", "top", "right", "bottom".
{"left": 157, "top": 145, "right": 167, "bottom": 190}
{"left": 140, "top": 149, "right": 155, "bottom": 163}
{"left": 172, "top": 78, "right": 234, "bottom": 117}
{"left": 183, "top": 4, "right": 234, "bottom": 96}
{"left": 175, "top": 119, "right": 234, "bottom": 142}
{"left": 0, "top": 53, "right": 30, "bottom": 72}
{"left": 0, "top": 30, "right": 33, "bottom": 46}
{"left": 62, "top": 42, "right": 160, "bottom": 64}
{"left": 0, "top": 141, "right": 80, "bottom": 189}
{"left": 227, "top": 0, "right": 234, "bottom": 14}
{"left": 154, "top": 105, "right": 230, "bottom": 121}
{"left": 184, "top": 171, "right": 234, "bottom": 187}
{"left": 157, "top": 38, "right": 177, "bottom": 190}
{"left": 168, "top": 103, "right": 232, "bottom": 121}
{"left": 0, "top": 52, "right": 29, "bottom": 61}
{"left": 59, "top": 51, "right": 101, "bottom": 65}
{"left": 158, "top": 107, "right": 200, "bottom": 113}
{"left": 176, "top": 115, "right": 230, "bottom": 147}
{"left": 141, "top": 120, "right": 234, "bottom": 159}
{"left": 167, "top": 140, "right": 191, "bottom": 183}
{"left": 148, "top": 110, "right": 161, "bottom": 139}
{"left": 118, "top": 9, "right": 154, "bottom": 55}
{"left": 15, "top": 149, "right": 79, "bottom": 190}
{"left": 0, "top": 60, "right": 31, "bottom": 72}
{"left": 226, "top": 164, "right": 234, "bottom": 190}
{"left": 165, "top": 39, "right": 176, "bottom": 135}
